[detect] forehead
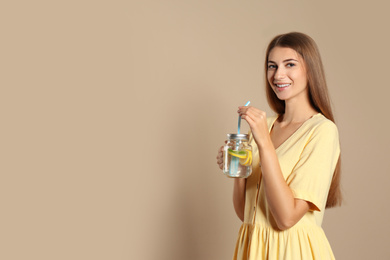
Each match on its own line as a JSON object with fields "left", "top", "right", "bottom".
{"left": 268, "top": 47, "right": 301, "bottom": 62}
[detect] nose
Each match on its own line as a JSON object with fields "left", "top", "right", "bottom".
{"left": 274, "top": 67, "right": 286, "bottom": 80}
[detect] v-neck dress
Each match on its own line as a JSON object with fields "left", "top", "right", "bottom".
{"left": 233, "top": 113, "right": 340, "bottom": 260}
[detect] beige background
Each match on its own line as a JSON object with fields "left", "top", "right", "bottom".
{"left": 1, "top": 1, "right": 390, "bottom": 259}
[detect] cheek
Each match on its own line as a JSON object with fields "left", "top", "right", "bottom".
{"left": 297, "top": 69, "right": 307, "bottom": 80}
{"left": 298, "top": 73, "right": 308, "bottom": 86}
{"left": 291, "top": 71, "right": 306, "bottom": 84}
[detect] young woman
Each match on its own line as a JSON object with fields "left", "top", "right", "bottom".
{"left": 216, "top": 32, "right": 342, "bottom": 259}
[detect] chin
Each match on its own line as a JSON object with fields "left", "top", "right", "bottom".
{"left": 274, "top": 93, "right": 289, "bottom": 101}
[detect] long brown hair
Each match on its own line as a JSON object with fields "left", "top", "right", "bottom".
{"left": 265, "top": 32, "right": 342, "bottom": 208}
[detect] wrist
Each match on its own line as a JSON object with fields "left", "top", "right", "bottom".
{"left": 256, "top": 136, "right": 274, "bottom": 153}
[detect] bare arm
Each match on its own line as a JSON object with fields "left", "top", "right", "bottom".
{"left": 258, "top": 139, "right": 309, "bottom": 230}
{"left": 233, "top": 178, "right": 246, "bottom": 222}
{"left": 239, "top": 107, "right": 310, "bottom": 230}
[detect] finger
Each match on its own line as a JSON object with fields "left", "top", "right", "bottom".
{"left": 237, "top": 106, "right": 250, "bottom": 115}
{"left": 241, "top": 113, "right": 256, "bottom": 128}
{"left": 238, "top": 106, "right": 263, "bottom": 118}
{"left": 245, "top": 107, "right": 264, "bottom": 118}
{"left": 244, "top": 109, "right": 267, "bottom": 124}
{"left": 216, "top": 146, "right": 223, "bottom": 158}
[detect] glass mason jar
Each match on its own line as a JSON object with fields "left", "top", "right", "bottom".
{"left": 223, "top": 134, "right": 253, "bottom": 178}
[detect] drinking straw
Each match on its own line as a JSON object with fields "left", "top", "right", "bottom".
{"left": 230, "top": 101, "right": 250, "bottom": 175}
{"left": 237, "top": 101, "right": 251, "bottom": 134}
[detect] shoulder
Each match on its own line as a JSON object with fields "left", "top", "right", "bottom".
{"left": 308, "top": 113, "right": 339, "bottom": 136}
{"left": 304, "top": 114, "right": 340, "bottom": 148}
{"left": 267, "top": 114, "right": 279, "bottom": 129}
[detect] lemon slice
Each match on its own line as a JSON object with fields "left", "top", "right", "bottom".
{"left": 228, "top": 149, "right": 247, "bottom": 159}
{"left": 239, "top": 150, "right": 252, "bottom": 166}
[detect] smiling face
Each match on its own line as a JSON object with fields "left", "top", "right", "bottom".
{"left": 267, "top": 47, "right": 309, "bottom": 103}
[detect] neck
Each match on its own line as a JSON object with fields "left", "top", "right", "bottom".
{"left": 281, "top": 93, "right": 318, "bottom": 124}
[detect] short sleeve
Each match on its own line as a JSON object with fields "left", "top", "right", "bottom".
{"left": 287, "top": 121, "right": 340, "bottom": 212}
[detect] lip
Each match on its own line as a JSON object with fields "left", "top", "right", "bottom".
{"left": 273, "top": 83, "right": 291, "bottom": 92}
{"left": 274, "top": 83, "right": 291, "bottom": 88}
{"left": 274, "top": 82, "right": 291, "bottom": 85}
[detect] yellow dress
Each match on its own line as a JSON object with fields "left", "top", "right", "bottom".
{"left": 233, "top": 113, "right": 340, "bottom": 260}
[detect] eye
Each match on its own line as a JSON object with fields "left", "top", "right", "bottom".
{"left": 286, "top": 63, "right": 296, "bottom": 67}
{"left": 268, "top": 64, "right": 276, "bottom": 69}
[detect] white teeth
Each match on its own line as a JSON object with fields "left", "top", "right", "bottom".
{"left": 276, "top": 84, "right": 290, "bottom": 88}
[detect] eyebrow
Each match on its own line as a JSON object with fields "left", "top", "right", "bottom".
{"left": 268, "top": 59, "right": 299, "bottom": 63}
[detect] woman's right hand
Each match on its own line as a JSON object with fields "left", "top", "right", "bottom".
{"left": 216, "top": 146, "right": 224, "bottom": 170}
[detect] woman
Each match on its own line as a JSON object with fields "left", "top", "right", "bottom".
{"left": 216, "top": 32, "right": 342, "bottom": 259}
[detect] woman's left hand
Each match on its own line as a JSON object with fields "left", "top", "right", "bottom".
{"left": 238, "top": 106, "right": 271, "bottom": 148}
